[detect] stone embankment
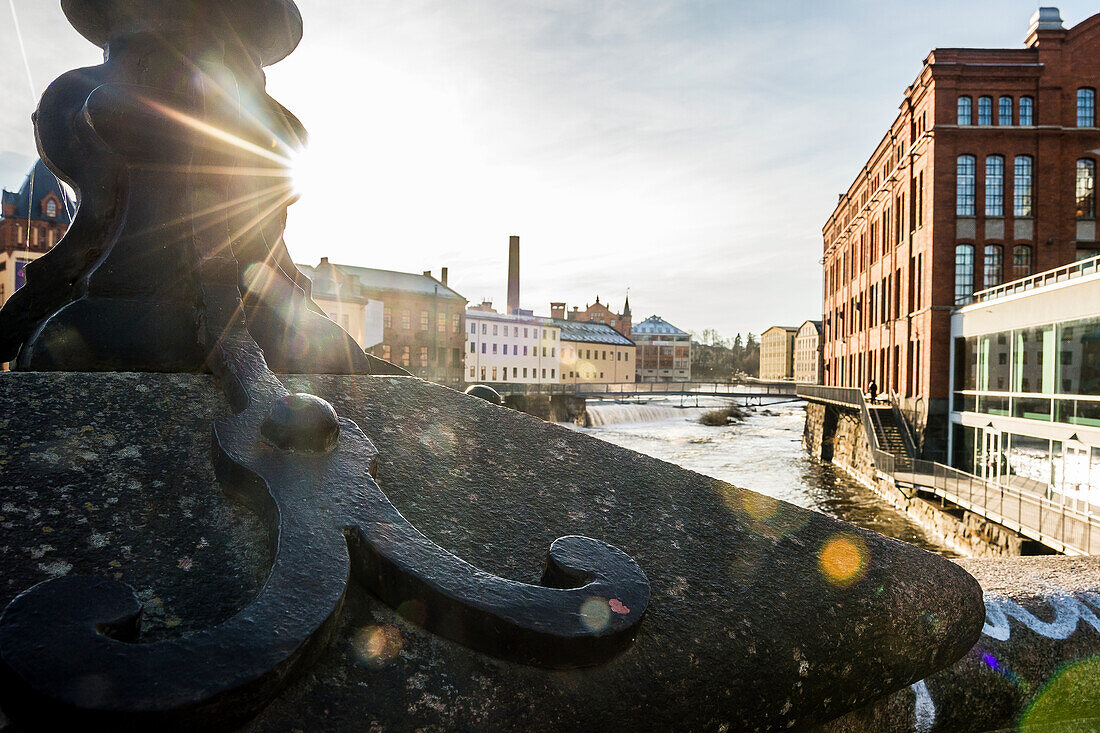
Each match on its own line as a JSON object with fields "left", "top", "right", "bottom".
{"left": 804, "top": 402, "right": 1039, "bottom": 558}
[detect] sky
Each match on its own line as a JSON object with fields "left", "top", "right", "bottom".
{"left": 2, "top": 1, "right": 1098, "bottom": 339}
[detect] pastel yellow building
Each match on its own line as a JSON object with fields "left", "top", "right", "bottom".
{"left": 760, "top": 326, "right": 799, "bottom": 381}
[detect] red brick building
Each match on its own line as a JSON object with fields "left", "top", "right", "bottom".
{"left": 554, "top": 296, "right": 632, "bottom": 339}
{"left": 1, "top": 160, "right": 72, "bottom": 305}
{"left": 300, "top": 259, "right": 468, "bottom": 384}
{"left": 822, "top": 7, "right": 1100, "bottom": 458}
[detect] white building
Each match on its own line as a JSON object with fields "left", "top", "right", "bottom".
{"left": 794, "top": 320, "right": 823, "bottom": 384}
{"left": 465, "top": 305, "right": 562, "bottom": 384}
{"left": 950, "top": 255, "right": 1100, "bottom": 505}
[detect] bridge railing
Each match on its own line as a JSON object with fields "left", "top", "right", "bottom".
{"left": 893, "top": 460, "right": 1100, "bottom": 556}
{"left": 479, "top": 381, "right": 800, "bottom": 398}
{"left": 797, "top": 386, "right": 1100, "bottom": 554}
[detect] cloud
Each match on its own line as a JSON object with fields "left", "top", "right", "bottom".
{"left": 3, "top": 0, "right": 1099, "bottom": 339}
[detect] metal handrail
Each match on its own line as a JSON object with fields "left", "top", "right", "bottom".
{"left": 973, "top": 253, "right": 1100, "bottom": 304}
{"left": 478, "top": 380, "right": 801, "bottom": 398}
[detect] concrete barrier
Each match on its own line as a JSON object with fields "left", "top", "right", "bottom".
{"left": 823, "top": 556, "right": 1100, "bottom": 731}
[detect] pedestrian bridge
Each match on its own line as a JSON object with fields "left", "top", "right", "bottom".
{"left": 488, "top": 380, "right": 800, "bottom": 399}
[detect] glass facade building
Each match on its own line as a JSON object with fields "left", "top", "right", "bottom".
{"left": 950, "top": 257, "right": 1100, "bottom": 504}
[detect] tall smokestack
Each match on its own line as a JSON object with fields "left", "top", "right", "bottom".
{"left": 507, "top": 235, "right": 520, "bottom": 315}
{"left": 441, "top": 267, "right": 449, "bottom": 287}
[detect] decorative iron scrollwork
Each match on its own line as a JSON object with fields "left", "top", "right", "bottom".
{"left": 0, "top": 1, "right": 650, "bottom": 728}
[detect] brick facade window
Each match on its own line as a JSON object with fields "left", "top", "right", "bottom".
{"left": 985, "top": 155, "right": 1004, "bottom": 216}
{"left": 1019, "top": 96, "right": 1034, "bottom": 126}
{"left": 957, "top": 155, "right": 976, "bottom": 216}
{"left": 1013, "top": 156, "right": 1033, "bottom": 217}
{"left": 978, "top": 96, "right": 993, "bottom": 125}
{"left": 957, "top": 96, "right": 972, "bottom": 125}
{"left": 1077, "top": 88, "right": 1095, "bottom": 127}
{"left": 998, "top": 96, "right": 1013, "bottom": 125}
{"left": 383, "top": 307, "right": 391, "bottom": 329}
{"left": 984, "top": 244, "right": 1004, "bottom": 288}
{"left": 1076, "top": 159, "right": 1095, "bottom": 218}
{"left": 955, "top": 244, "right": 975, "bottom": 305}
{"left": 1013, "top": 245, "right": 1033, "bottom": 279}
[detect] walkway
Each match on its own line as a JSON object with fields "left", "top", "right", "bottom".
{"left": 799, "top": 385, "right": 1100, "bottom": 556}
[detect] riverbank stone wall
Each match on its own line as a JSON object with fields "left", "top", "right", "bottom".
{"left": 802, "top": 401, "right": 1033, "bottom": 558}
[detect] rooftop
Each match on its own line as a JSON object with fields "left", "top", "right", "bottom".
{"left": 299, "top": 259, "right": 466, "bottom": 302}
{"left": 547, "top": 318, "right": 635, "bottom": 346}
{"left": 632, "top": 315, "right": 688, "bottom": 337}
{"left": 965, "top": 254, "right": 1100, "bottom": 307}
{"left": 1, "top": 159, "right": 74, "bottom": 224}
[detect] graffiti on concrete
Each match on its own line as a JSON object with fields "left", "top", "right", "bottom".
{"left": 909, "top": 590, "right": 1100, "bottom": 731}
{"left": 981, "top": 591, "right": 1100, "bottom": 642}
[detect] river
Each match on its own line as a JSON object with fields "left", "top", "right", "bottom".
{"left": 577, "top": 398, "right": 954, "bottom": 556}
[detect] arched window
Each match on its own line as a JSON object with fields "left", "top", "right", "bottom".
{"left": 978, "top": 96, "right": 993, "bottom": 125}
{"left": 1019, "top": 96, "right": 1034, "bottom": 126}
{"left": 1014, "top": 156, "right": 1033, "bottom": 217}
{"left": 1077, "top": 159, "right": 1095, "bottom": 218}
{"left": 957, "top": 155, "right": 976, "bottom": 216}
{"left": 984, "top": 245, "right": 1003, "bottom": 288}
{"left": 1078, "top": 88, "right": 1096, "bottom": 127}
{"left": 955, "top": 245, "right": 975, "bottom": 305}
{"left": 999, "top": 96, "right": 1013, "bottom": 125}
{"left": 1013, "top": 245, "right": 1033, "bottom": 279}
{"left": 45, "top": 199, "right": 57, "bottom": 218}
{"left": 985, "top": 155, "right": 1004, "bottom": 216}
{"left": 957, "top": 96, "right": 972, "bottom": 125}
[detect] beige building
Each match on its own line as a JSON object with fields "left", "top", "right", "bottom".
{"left": 794, "top": 320, "right": 824, "bottom": 384}
{"left": 759, "top": 326, "right": 799, "bottom": 381}
{"left": 554, "top": 319, "right": 636, "bottom": 385}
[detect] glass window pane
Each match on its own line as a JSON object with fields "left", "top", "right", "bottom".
{"left": 1077, "top": 159, "right": 1095, "bottom": 218}
{"left": 1014, "top": 326, "right": 1055, "bottom": 393}
{"left": 985, "top": 156, "right": 1004, "bottom": 216}
{"left": 1078, "top": 88, "right": 1095, "bottom": 127}
{"left": 1013, "top": 245, "right": 1033, "bottom": 279}
{"left": 984, "top": 245, "right": 1003, "bottom": 288}
{"left": 1057, "top": 317, "right": 1100, "bottom": 396}
{"left": 955, "top": 244, "right": 975, "bottom": 305}
{"left": 957, "top": 155, "right": 976, "bottom": 216}
{"left": 957, "top": 96, "right": 972, "bottom": 125}
{"left": 1013, "top": 156, "right": 1033, "bottom": 217}
{"left": 999, "top": 96, "right": 1013, "bottom": 125}
{"left": 1019, "top": 96, "right": 1034, "bottom": 126}
{"left": 978, "top": 96, "right": 993, "bottom": 125}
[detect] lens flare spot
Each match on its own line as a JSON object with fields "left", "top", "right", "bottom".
{"left": 818, "top": 534, "right": 869, "bottom": 588}
{"left": 397, "top": 599, "right": 428, "bottom": 627}
{"left": 580, "top": 597, "right": 611, "bottom": 632}
{"left": 1021, "top": 656, "right": 1100, "bottom": 727}
{"left": 350, "top": 624, "right": 403, "bottom": 669}
{"left": 741, "top": 492, "right": 780, "bottom": 521}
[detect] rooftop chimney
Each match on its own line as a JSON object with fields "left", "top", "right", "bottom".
{"left": 507, "top": 235, "right": 520, "bottom": 315}
{"left": 423, "top": 270, "right": 432, "bottom": 278}
{"left": 550, "top": 302, "right": 566, "bottom": 320}
{"left": 441, "top": 267, "right": 448, "bottom": 287}
{"left": 1026, "top": 7, "right": 1064, "bottom": 46}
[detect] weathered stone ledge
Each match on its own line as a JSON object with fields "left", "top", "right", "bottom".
{"left": 822, "top": 555, "right": 1100, "bottom": 732}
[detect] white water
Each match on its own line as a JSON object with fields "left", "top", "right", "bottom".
{"left": 578, "top": 399, "right": 954, "bottom": 555}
